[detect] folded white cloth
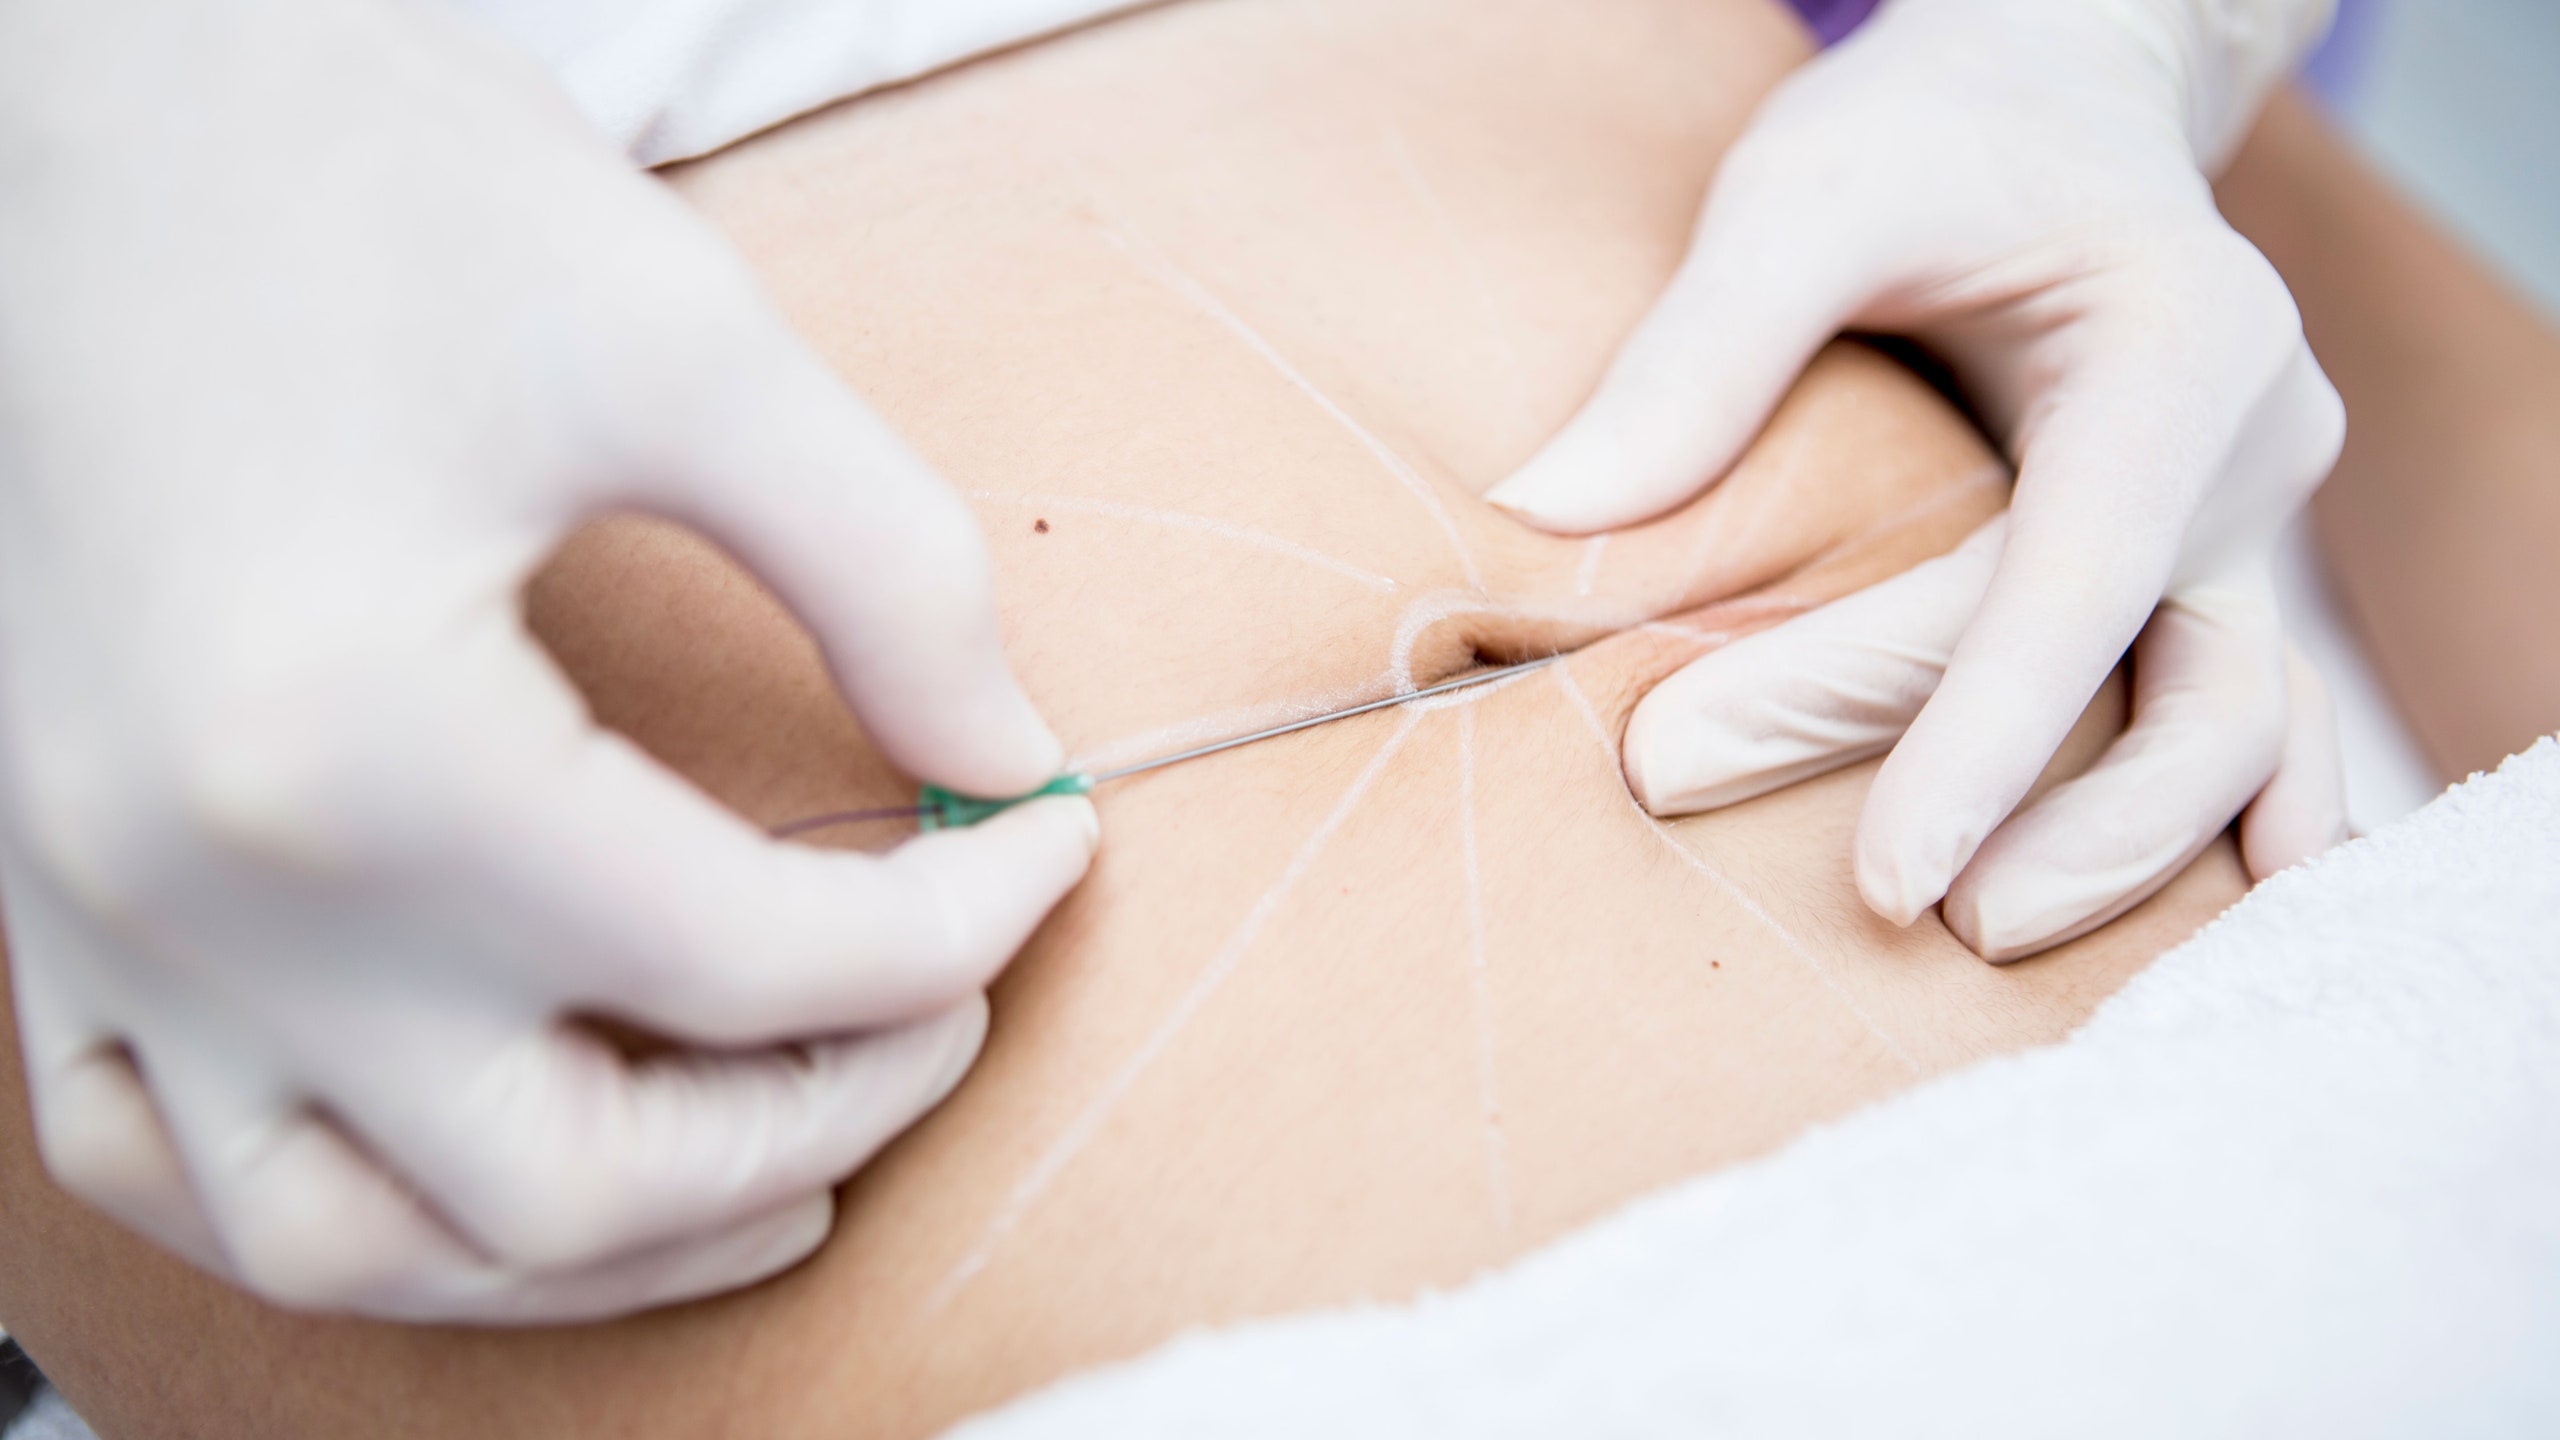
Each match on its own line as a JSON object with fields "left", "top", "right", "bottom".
{"left": 959, "top": 738, "right": 2560, "bottom": 1438}
{"left": 449, "top": 0, "right": 1143, "bottom": 164}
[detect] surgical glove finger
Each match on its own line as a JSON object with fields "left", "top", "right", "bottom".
{"left": 1483, "top": 128, "right": 1863, "bottom": 532}
{"left": 487, "top": 686, "right": 1097, "bottom": 1045}
{"left": 7, "top": 893, "right": 226, "bottom": 1270}
{"left": 1941, "top": 574, "right": 2289, "bottom": 962}
{"left": 1856, "top": 324, "right": 2342, "bottom": 926}
{"left": 35, "top": 1035, "right": 836, "bottom": 1322}
{"left": 146, "top": 996, "right": 988, "bottom": 1297}
{"left": 1626, "top": 518, "right": 2000, "bottom": 814}
{"left": 25, "top": 1042, "right": 227, "bottom": 1276}
{"left": 2239, "top": 646, "right": 2352, "bottom": 877}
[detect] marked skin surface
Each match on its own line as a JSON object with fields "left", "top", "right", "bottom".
{"left": 0, "top": 0, "right": 2246, "bottom": 1435}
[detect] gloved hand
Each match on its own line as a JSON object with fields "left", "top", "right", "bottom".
{"left": 1485, "top": 0, "right": 2349, "bottom": 958}
{"left": 1620, "top": 519, "right": 2348, "bottom": 958}
{"left": 0, "top": 0, "right": 1095, "bottom": 1321}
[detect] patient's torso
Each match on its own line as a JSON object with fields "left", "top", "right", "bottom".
{"left": 0, "top": 0, "right": 2247, "bottom": 1435}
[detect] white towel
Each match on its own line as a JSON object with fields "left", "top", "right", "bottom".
{"left": 959, "top": 738, "right": 2560, "bottom": 1438}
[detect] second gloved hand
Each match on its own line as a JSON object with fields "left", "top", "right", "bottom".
{"left": 1621, "top": 517, "right": 2348, "bottom": 958}
{"left": 0, "top": 0, "right": 1094, "bottom": 1321}
{"left": 1484, "top": 0, "right": 2348, "bottom": 956}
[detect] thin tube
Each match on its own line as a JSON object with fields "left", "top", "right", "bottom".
{"left": 1086, "top": 654, "right": 1560, "bottom": 783}
{"left": 771, "top": 653, "right": 1562, "bottom": 838}
{"left": 770, "top": 803, "right": 928, "bottom": 839}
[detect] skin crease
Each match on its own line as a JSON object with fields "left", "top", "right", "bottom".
{"left": 0, "top": 0, "right": 2274, "bottom": 1436}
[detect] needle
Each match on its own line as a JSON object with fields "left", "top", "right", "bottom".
{"left": 1088, "top": 653, "right": 1561, "bottom": 784}
{"left": 772, "top": 654, "right": 1562, "bottom": 838}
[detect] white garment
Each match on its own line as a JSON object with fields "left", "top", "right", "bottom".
{"left": 448, "top": 0, "right": 1147, "bottom": 165}
{"left": 2271, "top": 517, "right": 2442, "bottom": 831}
{"left": 958, "top": 738, "right": 2560, "bottom": 1438}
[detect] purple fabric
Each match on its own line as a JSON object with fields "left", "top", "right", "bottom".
{"left": 1779, "top": 0, "right": 2377, "bottom": 79}
{"left": 1782, "top": 0, "right": 1882, "bottom": 45}
{"left": 2301, "top": 0, "right": 2386, "bottom": 109}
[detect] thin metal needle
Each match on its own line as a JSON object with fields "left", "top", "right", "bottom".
{"left": 772, "top": 654, "right": 1565, "bottom": 838}
{"left": 1086, "top": 654, "right": 1561, "bottom": 784}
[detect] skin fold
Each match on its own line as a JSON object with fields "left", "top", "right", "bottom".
{"left": 0, "top": 0, "right": 2262, "bottom": 1435}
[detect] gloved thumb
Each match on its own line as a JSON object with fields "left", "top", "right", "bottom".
{"left": 1484, "top": 140, "right": 1867, "bottom": 533}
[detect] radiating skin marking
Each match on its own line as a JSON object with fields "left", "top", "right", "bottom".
{"left": 1377, "top": 119, "right": 1537, "bottom": 425}
{"left": 1575, "top": 535, "right": 1610, "bottom": 597}
{"left": 927, "top": 710, "right": 1428, "bottom": 1316}
{"left": 925, "top": 181, "right": 1959, "bottom": 1302}
{"left": 1794, "top": 463, "right": 2008, "bottom": 577}
{"left": 1286, "top": 0, "right": 1535, "bottom": 425}
{"left": 1548, "top": 665, "right": 1921, "bottom": 1074}
{"left": 1456, "top": 707, "right": 1513, "bottom": 1234}
{"left": 1093, "top": 218, "right": 1488, "bottom": 592}
{"left": 934, "top": 643, "right": 1925, "bottom": 1314}
{"left": 965, "top": 490, "right": 1401, "bottom": 592}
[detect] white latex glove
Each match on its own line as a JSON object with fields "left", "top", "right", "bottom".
{"left": 1485, "top": 0, "right": 2348, "bottom": 958}
{"left": 0, "top": 0, "right": 1095, "bottom": 1322}
{"left": 1623, "top": 519, "right": 2347, "bottom": 958}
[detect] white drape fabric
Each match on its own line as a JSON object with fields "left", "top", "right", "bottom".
{"left": 447, "top": 0, "right": 2328, "bottom": 169}
{"left": 446, "top": 0, "right": 1148, "bottom": 164}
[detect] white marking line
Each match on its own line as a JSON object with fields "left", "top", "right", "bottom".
{"left": 1456, "top": 707, "right": 1512, "bottom": 1234}
{"left": 1378, "top": 121, "right": 1533, "bottom": 420}
{"left": 1636, "top": 619, "right": 1728, "bottom": 646}
{"left": 1795, "top": 462, "right": 2009, "bottom": 576}
{"left": 1669, "top": 417, "right": 1814, "bottom": 600}
{"left": 1631, "top": 591, "right": 1816, "bottom": 650}
{"left": 927, "top": 710, "right": 1427, "bottom": 1314}
{"left": 1574, "top": 535, "right": 1609, "bottom": 598}
{"left": 1547, "top": 666, "right": 1921, "bottom": 1074}
{"left": 967, "top": 490, "right": 1399, "bottom": 592}
{"left": 1096, "top": 220, "right": 1486, "bottom": 592}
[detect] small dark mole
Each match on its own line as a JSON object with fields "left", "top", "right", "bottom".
{"left": 1033, "top": 518, "right": 1050, "bottom": 534}
{"left": 1710, "top": 959, "right": 1722, "bottom": 969}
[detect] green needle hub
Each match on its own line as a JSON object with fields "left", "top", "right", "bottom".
{"left": 917, "top": 772, "right": 1096, "bottom": 831}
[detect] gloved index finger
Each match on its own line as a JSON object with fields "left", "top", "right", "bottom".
{"left": 1625, "top": 516, "right": 2003, "bottom": 817}
{"left": 627, "top": 299, "right": 1068, "bottom": 804}
{"left": 1851, "top": 358, "right": 2257, "bottom": 927}
{"left": 1483, "top": 131, "right": 1876, "bottom": 535}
